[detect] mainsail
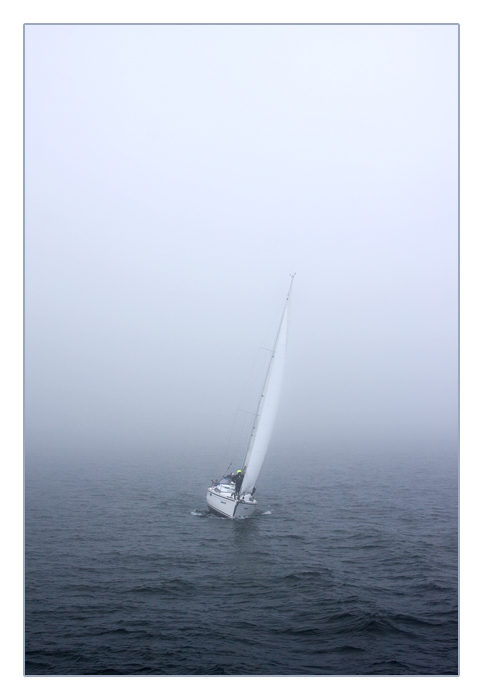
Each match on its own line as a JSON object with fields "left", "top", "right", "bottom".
{"left": 240, "top": 276, "right": 294, "bottom": 494}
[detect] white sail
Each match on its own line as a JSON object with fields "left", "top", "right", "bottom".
{"left": 240, "top": 280, "right": 293, "bottom": 495}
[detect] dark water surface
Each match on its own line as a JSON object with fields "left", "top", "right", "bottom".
{"left": 25, "top": 442, "right": 458, "bottom": 675}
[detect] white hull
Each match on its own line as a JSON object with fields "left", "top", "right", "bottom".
{"left": 206, "top": 486, "right": 257, "bottom": 519}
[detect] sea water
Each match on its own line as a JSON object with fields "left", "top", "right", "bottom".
{"left": 24, "top": 441, "right": 458, "bottom": 675}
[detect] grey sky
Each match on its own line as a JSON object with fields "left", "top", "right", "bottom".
{"left": 24, "top": 24, "right": 458, "bottom": 457}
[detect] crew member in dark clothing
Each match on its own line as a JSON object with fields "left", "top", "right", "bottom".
{"left": 234, "top": 470, "right": 244, "bottom": 497}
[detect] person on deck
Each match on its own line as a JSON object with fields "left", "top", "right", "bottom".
{"left": 234, "top": 470, "right": 244, "bottom": 498}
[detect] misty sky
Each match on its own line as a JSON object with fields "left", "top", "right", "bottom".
{"left": 24, "top": 24, "right": 458, "bottom": 457}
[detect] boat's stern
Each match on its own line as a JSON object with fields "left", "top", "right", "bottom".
{"left": 206, "top": 485, "right": 257, "bottom": 519}
{"left": 234, "top": 492, "right": 257, "bottom": 518}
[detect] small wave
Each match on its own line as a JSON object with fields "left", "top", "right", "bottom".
{"left": 261, "top": 510, "right": 272, "bottom": 515}
{"left": 95, "top": 627, "right": 130, "bottom": 636}
{"left": 283, "top": 571, "right": 323, "bottom": 581}
{"left": 190, "top": 509, "right": 204, "bottom": 517}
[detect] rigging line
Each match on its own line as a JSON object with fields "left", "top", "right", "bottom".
{"left": 219, "top": 353, "right": 269, "bottom": 472}
{"left": 242, "top": 355, "right": 270, "bottom": 403}
{"left": 242, "top": 277, "right": 293, "bottom": 472}
{"left": 230, "top": 280, "right": 291, "bottom": 414}
{"left": 234, "top": 345, "right": 272, "bottom": 411}
{"left": 259, "top": 300, "right": 286, "bottom": 350}
{"left": 235, "top": 285, "right": 289, "bottom": 409}
{"left": 221, "top": 409, "right": 254, "bottom": 472}
{"left": 220, "top": 407, "right": 244, "bottom": 472}
{"left": 228, "top": 409, "right": 250, "bottom": 469}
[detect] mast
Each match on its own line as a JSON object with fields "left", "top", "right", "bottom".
{"left": 240, "top": 274, "right": 295, "bottom": 494}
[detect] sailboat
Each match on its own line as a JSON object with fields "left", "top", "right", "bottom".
{"left": 206, "top": 275, "right": 295, "bottom": 518}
